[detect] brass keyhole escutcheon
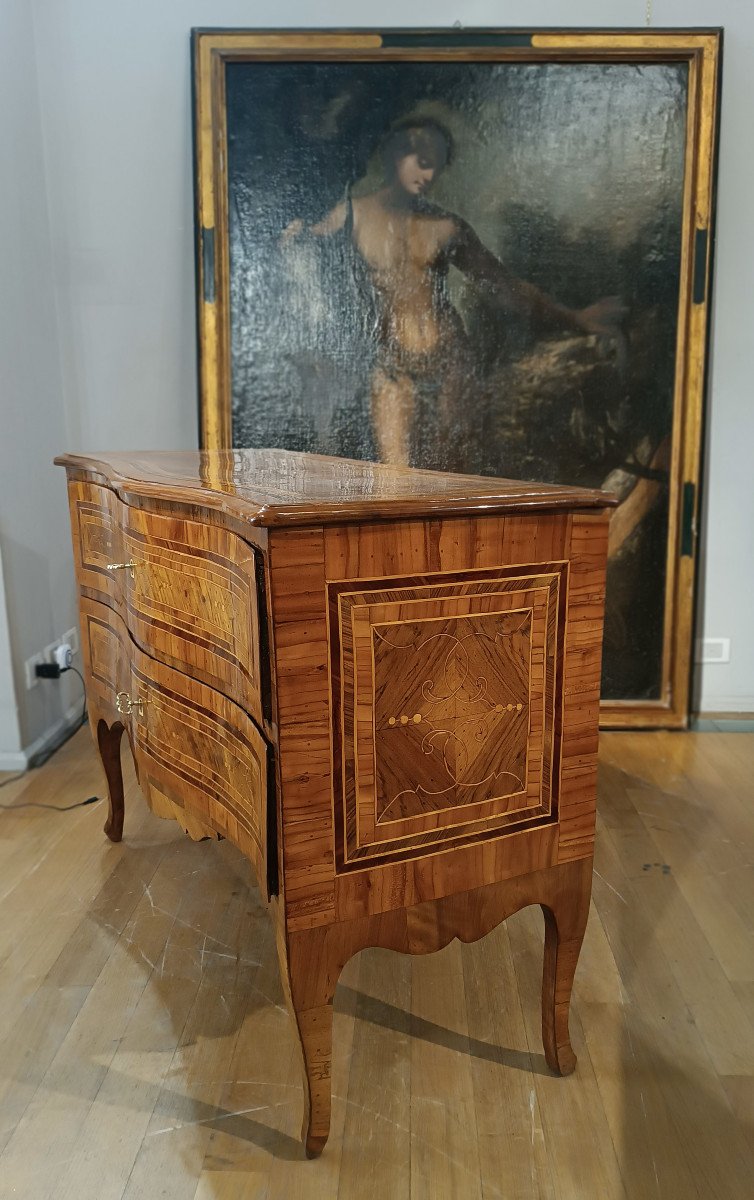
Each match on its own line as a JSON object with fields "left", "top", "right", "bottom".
{"left": 106, "top": 560, "right": 136, "bottom": 580}
{"left": 115, "top": 691, "right": 145, "bottom": 718}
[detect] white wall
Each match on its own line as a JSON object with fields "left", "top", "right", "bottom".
{"left": 0, "top": 0, "right": 80, "bottom": 758}
{"left": 690, "top": 3, "right": 754, "bottom": 709}
{"left": 0, "top": 0, "right": 751, "bottom": 755}
{"left": 0, "top": 548, "right": 22, "bottom": 768}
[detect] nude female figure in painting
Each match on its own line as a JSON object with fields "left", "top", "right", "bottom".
{"left": 283, "top": 116, "right": 625, "bottom": 467}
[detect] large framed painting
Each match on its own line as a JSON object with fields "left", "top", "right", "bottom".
{"left": 192, "top": 28, "right": 721, "bottom": 728}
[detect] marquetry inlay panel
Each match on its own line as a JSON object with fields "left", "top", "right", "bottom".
{"left": 373, "top": 609, "right": 531, "bottom": 822}
{"left": 130, "top": 657, "right": 266, "bottom": 861}
{"left": 82, "top": 598, "right": 270, "bottom": 895}
{"left": 69, "top": 483, "right": 124, "bottom": 611}
{"left": 61, "top": 447, "right": 615, "bottom": 1158}
{"left": 330, "top": 563, "right": 567, "bottom": 871}
{"left": 123, "top": 506, "right": 262, "bottom": 720}
{"left": 68, "top": 482, "right": 264, "bottom": 724}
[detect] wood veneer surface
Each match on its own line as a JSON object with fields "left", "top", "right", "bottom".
{"left": 271, "top": 510, "right": 609, "bottom": 932}
{"left": 57, "top": 449, "right": 612, "bottom": 1156}
{"left": 0, "top": 729, "right": 751, "bottom": 1198}
{"left": 79, "top": 595, "right": 270, "bottom": 895}
{"left": 55, "top": 449, "right": 616, "bottom": 526}
{"left": 67, "top": 479, "right": 264, "bottom": 725}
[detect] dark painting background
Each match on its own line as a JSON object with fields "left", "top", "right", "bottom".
{"left": 225, "top": 61, "right": 688, "bottom": 701}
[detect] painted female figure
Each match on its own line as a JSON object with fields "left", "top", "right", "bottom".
{"left": 283, "top": 117, "right": 624, "bottom": 466}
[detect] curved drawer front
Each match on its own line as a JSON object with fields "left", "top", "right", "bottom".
{"left": 81, "top": 596, "right": 271, "bottom": 897}
{"left": 123, "top": 505, "right": 263, "bottom": 724}
{"left": 67, "top": 481, "right": 125, "bottom": 615}
{"left": 69, "top": 481, "right": 264, "bottom": 724}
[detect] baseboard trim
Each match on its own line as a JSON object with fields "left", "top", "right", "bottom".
{"left": 0, "top": 750, "right": 27, "bottom": 772}
{"left": 696, "top": 710, "right": 754, "bottom": 720}
{"left": 691, "top": 715, "right": 754, "bottom": 733}
{"left": 1, "top": 702, "right": 86, "bottom": 773}
{"left": 698, "top": 698, "right": 754, "bottom": 713}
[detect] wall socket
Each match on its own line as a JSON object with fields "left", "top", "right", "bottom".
{"left": 24, "top": 652, "right": 46, "bottom": 690}
{"left": 696, "top": 637, "right": 731, "bottom": 664}
{"left": 24, "top": 626, "right": 80, "bottom": 689}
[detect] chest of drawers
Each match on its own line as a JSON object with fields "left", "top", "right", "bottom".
{"left": 57, "top": 449, "right": 614, "bottom": 1156}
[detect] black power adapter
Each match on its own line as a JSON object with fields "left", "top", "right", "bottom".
{"left": 35, "top": 662, "right": 63, "bottom": 679}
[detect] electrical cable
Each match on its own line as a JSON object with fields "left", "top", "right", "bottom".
{"left": 0, "top": 795, "right": 101, "bottom": 811}
{"left": 65, "top": 665, "right": 88, "bottom": 727}
{"left": 0, "top": 773, "right": 25, "bottom": 790}
{"left": 66, "top": 665, "right": 86, "bottom": 700}
{"left": 0, "top": 665, "right": 99, "bottom": 811}
{"left": 26, "top": 664, "right": 88, "bottom": 770}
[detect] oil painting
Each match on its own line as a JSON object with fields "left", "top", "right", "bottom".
{"left": 193, "top": 30, "right": 721, "bottom": 725}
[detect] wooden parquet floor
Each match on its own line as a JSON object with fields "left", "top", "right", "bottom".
{"left": 0, "top": 728, "right": 752, "bottom": 1199}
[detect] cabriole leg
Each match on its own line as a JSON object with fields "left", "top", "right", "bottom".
{"left": 540, "top": 857, "right": 592, "bottom": 1075}
{"left": 96, "top": 718, "right": 125, "bottom": 842}
{"left": 275, "top": 920, "right": 349, "bottom": 1157}
{"left": 292, "top": 999, "right": 334, "bottom": 1158}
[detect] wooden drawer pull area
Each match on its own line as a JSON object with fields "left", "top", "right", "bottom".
{"left": 115, "top": 691, "right": 145, "bottom": 717}
{"left": 122, "top": 508, "right": 264, "bottom": 724}
{"left": 68, "top": 480, "right": 265, "bottom": 725}
{"left": 80, "top": 594, "right": 272, "bottom": 897}
{"left": 67, "top": 480, "right": 124, "bottom": 613}
{"left": 106, "top": 560, "right": 136, "bottom": 577}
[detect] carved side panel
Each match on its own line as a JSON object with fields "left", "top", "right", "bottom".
{"left": 330, "top": 564, "right": 567, "bottom": 872}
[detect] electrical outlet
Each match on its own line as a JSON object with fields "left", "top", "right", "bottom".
{"left": 24, "top": 651, "right": 46, "bottom": 689}
{"left": 24, "top": 629, "right": 80, "bottom": 688}
{"left": 54, "top": 643, "right": 73, "bottom": 670}
{"left": 64, "top": 627, "right": 80, "bottom": 656}
{"left": 696, "top": 637, "right": 731, "bottom": 664}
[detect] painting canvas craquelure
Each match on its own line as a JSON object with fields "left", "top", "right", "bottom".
{"left": 194, "top": 31, "right": 720, "bottom": 723}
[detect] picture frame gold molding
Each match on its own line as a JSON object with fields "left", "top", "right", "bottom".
{"left": 192, "top": 27, "right": 722, "bottom": 730}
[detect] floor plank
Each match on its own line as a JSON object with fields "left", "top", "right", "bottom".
{"left": 0, "top": 728, "right": 753, "bottom": 1198}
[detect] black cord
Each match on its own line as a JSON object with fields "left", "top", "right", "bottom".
{"left": 65, "top": 665, "right": 88, "bottom": 726}
{"left": 0, "top": 795, "right": 101, "bottom": 811}
{"left": 26, "top": 664, "right": 88, "bottom": 771}
{"left": 0, "top": 773, "right": 25, "bottom": 790}
{"left": 0, "top": 665, "right": 98, "bottom": 811}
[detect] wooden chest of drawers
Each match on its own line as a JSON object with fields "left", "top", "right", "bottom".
{"left": 57, "top": 449, "right": 614, "bottom": 1156}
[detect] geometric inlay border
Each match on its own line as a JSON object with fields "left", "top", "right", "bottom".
{"left": 328, "top": 562, "right": 568, "bottom": 873}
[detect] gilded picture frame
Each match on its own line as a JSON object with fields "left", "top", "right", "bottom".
{"left": 192, "top": 27, "right": 721, "bottom": 728}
